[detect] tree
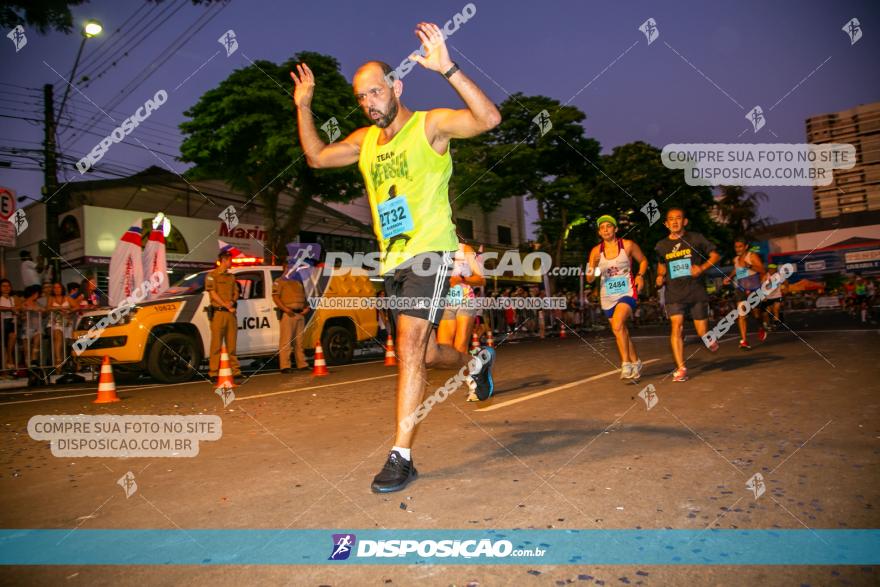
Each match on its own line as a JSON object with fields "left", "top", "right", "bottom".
{"left": 450, "top": 93, "right": 602, "bottom": 292}
{"left": 714, "top": 185, "right": 770, "bottom": 240}
{"left": 179, "top": 51, "right": 365, "bottom": 259}
{"left": 0, "top": 0, "right": 223, "bottom": 34}
{"left": 588, "top": 141, "right": 721, "bottom": 248}
{"left": 576, "top": 141, "right": 722, "bottom": 293}
{"left": 0, "top": 0, "right": 87, "bottom": 33}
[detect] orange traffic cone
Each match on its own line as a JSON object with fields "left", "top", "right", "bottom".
{"left": 384, "top": 334, "right": 397, "bottom": 366}
{"left": 215, "top": 344, "right": 237, "bottom": 388}
{"left": 312, "top": 343, "right": 329, "bottom": 376}
{"left": 486, "top": 329, "right": 495, "bottom": 348}
{"left": 471, "top": 331, "right": 480, "bottom": 351}
{"left": 559, "top": 323, "right": 567, "bottom": 339}
{"left": 93, "top": 356, "right": 120, "bottom": 404}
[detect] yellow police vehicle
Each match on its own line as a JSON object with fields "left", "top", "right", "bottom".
{"left": 73, "top": 264, "right": 379, "bottom": 383}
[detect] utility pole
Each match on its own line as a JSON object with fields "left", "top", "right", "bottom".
{"left": 40, "top": 20, "right": 103, "bottom": 280}
{"left": 42, "top": 83, "right": 60, "bottom": 278}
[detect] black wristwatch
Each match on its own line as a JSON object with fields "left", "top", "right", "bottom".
{"left": 443, "top": 62, "right": 460, "bottom": 79}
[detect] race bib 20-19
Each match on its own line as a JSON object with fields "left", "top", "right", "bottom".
{"left": 669, "top": 258, "right": 692, "bottom": 279}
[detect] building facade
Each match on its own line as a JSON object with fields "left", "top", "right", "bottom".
{"left": 806, "top": 101, "right": 880, "bottom": 218}
{"left": 5, "top": 167, "right": 529, "bottom": 290}
{"left": 755, "top": 209, "right": 880, "bottom": 280}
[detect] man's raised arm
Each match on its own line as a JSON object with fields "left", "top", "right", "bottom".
{"left": 409, "top": 22, "right": 501, "bottom": 140}
{"left": 291, "top": 63, "right": 365, "bottom": 169}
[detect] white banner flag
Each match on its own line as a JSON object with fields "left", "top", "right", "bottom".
{"left": 142, "top": 227, "right": 168, "bottom": 299}
{"left": 108, "top": 223, "right": 145, "bottom": 306}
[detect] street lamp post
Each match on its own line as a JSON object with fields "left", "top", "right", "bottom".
{"left": 42, "top": 19, "right": 102, "bottom": 277}
{"left": 57, "top": 19, "right": 103, "bottom": 125}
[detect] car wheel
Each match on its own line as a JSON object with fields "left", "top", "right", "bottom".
{"left": 321, "top": 324, "right": 354, "bottom": 365}
{"left": 147, "top": 332, "right": 202, "bottom": 383}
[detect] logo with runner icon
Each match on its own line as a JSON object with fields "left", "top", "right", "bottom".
{"left": 329, "top": 533, "right": 357, "bottom": 560}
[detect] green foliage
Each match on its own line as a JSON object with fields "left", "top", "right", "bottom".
{"left": 179, "top": 51, "right": 364, "bottom": 257}
{"left": 0, "top": 0, "right": 87, "bottom": 34}
{"left": 0, "top": 0, "right": 225, "bottom": 34}
{"left": 586, "top": 141, "right": 719, "bottom": 250}
{"left": 451, "top": 93, "right": 601, "bottom": 272}
{"left": 715, "top": 185, "right": 770, "bottom": 242}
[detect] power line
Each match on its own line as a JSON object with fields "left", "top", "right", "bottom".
{"left": 57, "top": 124, "right": 181, "bottom": 160}
{"left": 0, "top": 88, "right": 42, "bottom": 100}
{"left": 54, "top": 1, "right": 175, "bottom": 93}
{"left": 59, "top": 115, "right": 184, "bottom": 148}
{"left": 0, "top": 82, "right": 40, "bottom": 92}
{"left": 78, "top": 0, "right": 190, "bottom": 91}
{"left": 0, "top": 117, "right": 181, "bottom": 177}
{"left": 65, "top": 94, "right": 184, "bottom": 135}
{"left": 59, "top": 8, "right": 190, "bottom": 144}
{"left": 54, "top": 0, "right": 187, "bottom": 158}
{"left": 0, "top": 104, "right": 43, "bottom": 116}
{"left": 70, "top": 2, "right": 155, "bottom": 75}
{"left": 0, "top": 139, "right": 45, "bottom": 148}
{"left": 0, "top": 97, "right": 41, "bottom": 109}
{"left": 65, "top": 2, "right": 228, "bottom": 144}
{"left": 0, "top": 113, "right": 41, "bottom": 124}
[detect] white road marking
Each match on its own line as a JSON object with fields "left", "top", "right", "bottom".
{"left": 475, "top": 359, "right": 661, "bottom": 412}
{"left": 235, "top": 373, "right": 397, "bottom": 401}
{"left": 0, "top": 392, "right": 98, "bottom": 406}
{"left": 0, "top": 359, "right": 387, "bottom": 401}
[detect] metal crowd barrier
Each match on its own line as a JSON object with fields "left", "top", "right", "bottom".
{"left": 0, "top": 307, "right": 87, "bottom": 383}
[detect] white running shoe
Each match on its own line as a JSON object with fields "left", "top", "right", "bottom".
{"left": 465, "top": 375, "right": 479, "bottom": 402}
{"left": 629, "top": 359, "right": 643, "bottom": 379}
{"left": 620, "top": 362, "right": 633, "bottom": 379}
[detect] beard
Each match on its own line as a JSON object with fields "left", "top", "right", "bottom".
{"left": 368, "top": 98, "right": 399, "bottom": 128}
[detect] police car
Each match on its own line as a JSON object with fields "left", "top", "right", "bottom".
{"left": 72, "top": 263, "right": 379, "bottom": 383}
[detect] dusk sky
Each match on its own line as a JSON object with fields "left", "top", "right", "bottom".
{"left": 1, "top": 0, "right": 878, "bottom": 228}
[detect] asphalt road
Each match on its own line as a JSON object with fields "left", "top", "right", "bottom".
{"left": 0, "top": 314, "right": 878, "bottom": 586}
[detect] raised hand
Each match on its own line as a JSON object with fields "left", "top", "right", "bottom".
{"left": 408, "top": 22, "right": 453, "bottom": 73}
{"left": 290, "top": 63, "right": 315, "bottom": 109}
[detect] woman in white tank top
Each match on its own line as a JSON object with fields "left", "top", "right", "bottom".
{"left": 586, "top": 215, "right": 649, "bottom": 381}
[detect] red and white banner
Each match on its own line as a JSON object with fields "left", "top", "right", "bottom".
{"left": 108, "top": 223, "right": 145, "bottom": 306}
{"left": 142, "top": 227, "right": 168, "bottom": 299}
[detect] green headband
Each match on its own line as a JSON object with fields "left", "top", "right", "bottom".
{"left": 596, "top": 215, "right": 617, "bottom": 228}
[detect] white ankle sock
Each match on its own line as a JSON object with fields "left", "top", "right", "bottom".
{"left": 392, "top": 446, "right": 411, "bottom": 461}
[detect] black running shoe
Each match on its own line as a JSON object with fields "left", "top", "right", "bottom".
{"left": 370, "top": 450, "right": 418, "bottom": 493}
{"left": 471, "top": 347, "right": 496, "bottom": 401}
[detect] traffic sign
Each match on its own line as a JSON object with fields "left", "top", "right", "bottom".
{"left": 0, "top": 187, "right": 15, "bottom": 221}
{"left": 0, "top": 187, "right": 16, "bottom": 248}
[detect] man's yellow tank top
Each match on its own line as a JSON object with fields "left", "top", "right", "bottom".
{"left": 357, "top": 110, "right": 457, "bottom": 274}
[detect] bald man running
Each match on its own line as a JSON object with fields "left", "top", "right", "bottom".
{"left": 292, "top": 22, "right": 501, "bottom": 493}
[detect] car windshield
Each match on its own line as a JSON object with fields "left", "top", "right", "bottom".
{"left": 160, "top": 272, "right": 207, "bottom": 297}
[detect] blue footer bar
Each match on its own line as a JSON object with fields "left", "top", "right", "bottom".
{"left": 1, "top": 530, "right": 878, "bottom": 565}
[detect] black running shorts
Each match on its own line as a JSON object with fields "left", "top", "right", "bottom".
{"left": 383, "top": 251, "right": 453, "bottom": 326}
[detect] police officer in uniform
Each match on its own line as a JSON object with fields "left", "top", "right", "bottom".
{"left": 206, "top": 250, "right": 242, "bottom": 381}
{"left": 272, "top": 274, "right": 310, "bottom": 372}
